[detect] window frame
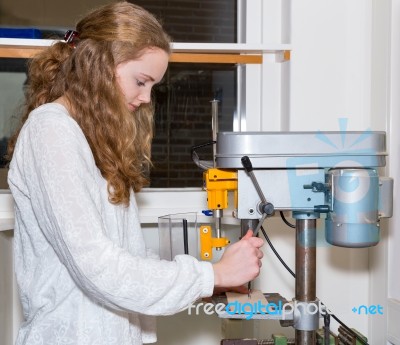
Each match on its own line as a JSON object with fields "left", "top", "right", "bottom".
{"left": 0, "top": 1, "right": 291, "bottom": 222}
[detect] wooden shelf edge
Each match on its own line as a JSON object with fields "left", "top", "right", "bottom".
{"left": 0, "top": 45, "right": 290, "bottom": 63}
{"left": 0, "top": 46, "right": 45, "bottom": 58}
{"left": 169, "top": 53, "right": 262, "bottom": 64}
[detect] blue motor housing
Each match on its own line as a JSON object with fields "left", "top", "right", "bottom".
{"left": 325, "top": 168, "right": 380, "bottom": 248}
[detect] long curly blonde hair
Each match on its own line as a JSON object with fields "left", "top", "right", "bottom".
{"left": 7, "top": 1, "right": 171, "bottom": 206}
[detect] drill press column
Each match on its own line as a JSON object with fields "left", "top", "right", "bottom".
{"left": 295, "top": 217, "right": 317, "bottom": 345}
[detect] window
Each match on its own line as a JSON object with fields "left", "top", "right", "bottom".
{"left": 0, "top": 58, "right": 27, "bottom": 165}
{"left": 133, "top": 0, "right": 239, "bottom": 187}
{"left": 151, "top": 63, "right": 236, "bottom": 187}
{"left": 132, "top": 0, "right": 237, "bottom": 43}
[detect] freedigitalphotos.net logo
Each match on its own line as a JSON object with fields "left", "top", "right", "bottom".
{"left": 187, "top": 300, "right": 332, "bottom": 320}
{"left": 352, "top": 304, "right": 384, "bottom": 315}
{"left": 187, "top": 301, "right": 384, "bottom": 320}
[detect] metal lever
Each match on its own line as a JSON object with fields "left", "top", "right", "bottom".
{"left": 252, "top": 213, "right": 267, "bottom": 238}
{"left": 241, "top": 156, "right": 267, "bottom": 204}
{"left": 241, "top": 156, "right": 274, "bottom": 298}
{"left": 241, "top": 156, "right": 274, "bottom": 234}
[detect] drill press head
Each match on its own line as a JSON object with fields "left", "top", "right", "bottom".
{"left": 214, "top": 131, "right": 393, "bottom": 248}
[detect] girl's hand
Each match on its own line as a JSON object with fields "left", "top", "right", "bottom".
{"left": 212, "top": 230, "right": 264, "bottom": 288}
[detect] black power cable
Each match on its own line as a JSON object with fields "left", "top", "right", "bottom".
{"left": 260, "top": 225, "right": 295, "bottom": 278}
{"left": 191, "top": 141, "right": 216, "bottom": 170}
{"left": 279, "top": 211, "right": 295, "bottom": 229}
{"left": 259, "top": 225, "right": 369, "bottom": 345}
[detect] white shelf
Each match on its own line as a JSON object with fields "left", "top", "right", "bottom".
{"left": 170, "top": 42, "right": 291, "bottom": 53}
{"left": 0, "top": 38, "right": 291, "bottom": 53}
{"left": 0, "top": 38, "right": 56, "bottom": 46}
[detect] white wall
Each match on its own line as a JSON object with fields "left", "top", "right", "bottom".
{"left": 387, "top": 0, "right": 400, "bottom": 344}
{"left": 278, "top": 1, "right": 394, "bottom": 344}
{"left": 290, "top": 0, "right": 372, "bottom": 131}
{"left": 257, "top": 0, "right": 372, "bottom": 339}
{"left": 222, "top": 0, "right": 394, "bottom": 342}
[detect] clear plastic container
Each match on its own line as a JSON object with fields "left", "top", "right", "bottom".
{"left": 158, "top": 212, "right": 199, "bottom": 260}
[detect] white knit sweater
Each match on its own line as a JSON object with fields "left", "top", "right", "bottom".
{"left": 8, "top": 103, "right": 214, "bottom": 345}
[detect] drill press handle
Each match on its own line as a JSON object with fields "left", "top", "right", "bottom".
{"left": 241, "top": 156, "right": 275, "bottom": 236}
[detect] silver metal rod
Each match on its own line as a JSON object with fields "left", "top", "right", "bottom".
{"left": 248, "top": 170, "right": 268, "bottom": 204}
{"left": 240, "top": 219, "right": 259, "bottom": 238}
{"left": 211, "top": 99, "right": 219, "bottom": 168}
{"left": 214, "top": 209, "right": 223, "bottom": 239}
{"left": 295, "top": 218, "right": 317, "bottom": 345}
{"left": 295, "top": 331, "right": 315, "bottom": 345}
{"left": 214, "top": 209, "right": 223, "bottom": 251}
{"left": 253, "top": 213, "right": 267, "bottom": 237}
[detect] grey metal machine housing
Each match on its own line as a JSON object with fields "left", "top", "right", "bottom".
{"left": 216, "top": 131, "right": 393, "bottom": 248}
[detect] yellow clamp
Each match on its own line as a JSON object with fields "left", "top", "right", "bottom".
{"left": 203, "top": 168, "right": 238, "bottom": 210}
{"left": 199, "top": 225, "right": 230, "bottom": 260}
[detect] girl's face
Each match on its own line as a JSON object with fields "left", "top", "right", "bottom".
{"left": 115, "top": 47, "right": 169, "bottom": 112}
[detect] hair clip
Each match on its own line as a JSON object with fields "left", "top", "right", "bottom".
{"left": 64, "top": 30, "right": 80, "bottom": 47}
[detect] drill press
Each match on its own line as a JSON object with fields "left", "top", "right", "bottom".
{"left": 198, "top": 130, "right": 393, "bottom": 345}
